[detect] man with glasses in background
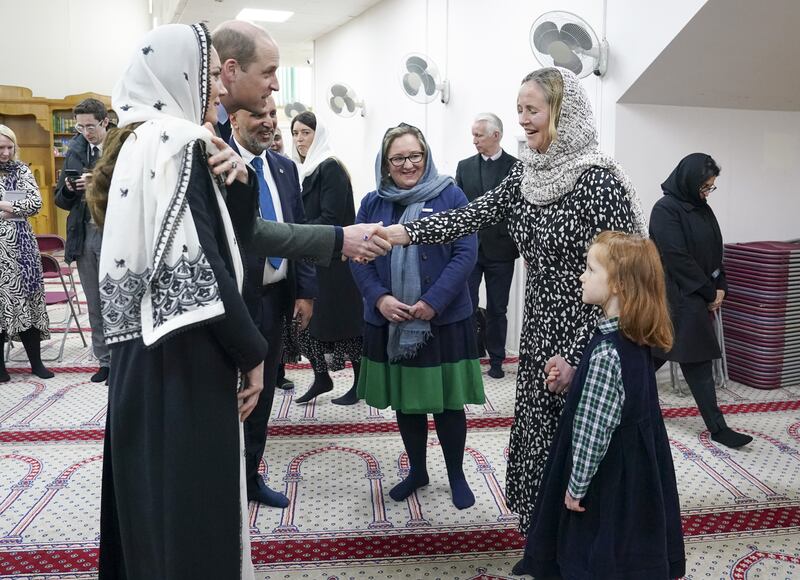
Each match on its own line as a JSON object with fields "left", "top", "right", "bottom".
{"left": 55, "top": 98, "right": 111, "bottom": 383}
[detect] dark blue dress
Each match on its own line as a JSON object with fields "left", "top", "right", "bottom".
{"left": 522, "top": 329, "right": 685, "bottom": 579}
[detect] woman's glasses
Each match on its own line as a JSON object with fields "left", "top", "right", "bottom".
{"left": 388, "top": 152, "right": 424, "bottom": 167}
{"left": 699, "top": 184, "right": 717, "bottom": 193}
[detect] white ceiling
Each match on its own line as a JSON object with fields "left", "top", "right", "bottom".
{"left": 167, "top": 0, "right": 383, "bottom": 66}
{"left": 620, "top": 0, "right": 800, "bottom": 111}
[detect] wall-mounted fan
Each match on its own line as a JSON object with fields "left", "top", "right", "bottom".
{"left": 327, "top": 83, "right": 366, "bottom": 118}
{"left": 530, "top": 11, "right": 608, "bottom": 78}
{"left": 284, "top": 101, "right": 308, "bottom": 118}
{"left": 400, "top": 53, "right": 450, "bottom": 104}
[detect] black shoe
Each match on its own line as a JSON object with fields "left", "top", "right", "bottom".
{"left": 276, "top": 376, "right": 294, "bottom": 390}
{"left": 295, "top": 373, "right": 333, "bottom": 403}
{"left": 247, "top": 478, "right": 290, "bottom": 508}
{"left": 331, "top": 384, "right": 359, "bottom": 406}
{"left": 0, "top": 369, "right": 10, "bottom": 383}
{"left": 488, "top": 364, "right": 504, "bottom": 379}
{"left": 711, "top": 427, "right": 753, "bottom": 449}
{"left": 511, "top": 558, "right": 531, "bottom": 576}
{"left": 91, "top": 367, "right": 110, "bottom": 383}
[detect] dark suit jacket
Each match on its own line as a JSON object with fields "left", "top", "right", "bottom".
{"left": 230, "top": 139, "right": 316, "bottom": 316}
{"left": 351, "top": 183, "right": 477, "bottom": 327}
{"left": 455, "top": 151, "right": 519, "bottom": 261}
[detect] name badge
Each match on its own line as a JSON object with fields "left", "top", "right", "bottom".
{"left": 422, "top": 208, "right": 433, "bottom": 213}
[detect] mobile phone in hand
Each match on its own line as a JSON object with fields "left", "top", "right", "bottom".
{"left": 63, "top": 168, "right": 82, "bottom": 189}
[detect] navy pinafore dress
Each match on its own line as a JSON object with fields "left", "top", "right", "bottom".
{"left": 522, "top": 328, "right": 685, "bottom": 579}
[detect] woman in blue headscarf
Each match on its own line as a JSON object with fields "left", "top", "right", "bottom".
{"left": 350, "top": 123, "right": 483, "bottom": 510}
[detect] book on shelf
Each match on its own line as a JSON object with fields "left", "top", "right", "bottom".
{"left": 52, "top": 113, "right": 76, "bottom": 134}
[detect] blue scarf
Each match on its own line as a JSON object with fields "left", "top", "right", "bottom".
{"left": 375, "top": 148, "right": 452, "bottom": 362}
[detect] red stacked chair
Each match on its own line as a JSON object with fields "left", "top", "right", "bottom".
{"left": 722, "top": 241, "right": 800, "bottom": 389}
{"left": 36, "top": 234, "right": 81, "bottom": 314}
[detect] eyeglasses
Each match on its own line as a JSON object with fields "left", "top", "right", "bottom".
{"left": 388, "top": 152, "right": 424, "bottom": 167}
{"left": 699, "top": 184, "right": 717, "bottom": 193}
{"left": 75, "top": 122, "right": 103, "bottom": 133}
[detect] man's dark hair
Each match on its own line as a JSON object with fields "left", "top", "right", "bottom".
{"left": 73, "top": 98, "right": 108, "bottom": 122}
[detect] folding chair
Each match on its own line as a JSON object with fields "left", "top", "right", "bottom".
{"left": 6, "top": 254, "right": 87, "bottom": 363}
{"left": 36, "top": 234, "right": 81, "bottom": 314}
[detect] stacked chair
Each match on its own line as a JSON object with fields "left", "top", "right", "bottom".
{"left": 721, "top": 241, "right": 800, "bottom": 389}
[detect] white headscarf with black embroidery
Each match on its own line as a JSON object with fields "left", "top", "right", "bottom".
{"left": 519, "top": 68, "right": 647, "bottom": 235}
{"left": 99, "top": 23, "right": 244, "bottom": 347}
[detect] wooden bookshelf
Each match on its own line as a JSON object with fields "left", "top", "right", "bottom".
{"left": 0, "top": 85, "right": 112, "bottom": 236}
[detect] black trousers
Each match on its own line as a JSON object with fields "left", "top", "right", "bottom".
{"left": 243, "top": 281, "right": 289, "bottom": 486}
{"left": 655, "top": 357, "right": 727, "bottom": 433}
{"left": 468, "top": 255, "right": 515, "bottom": 366}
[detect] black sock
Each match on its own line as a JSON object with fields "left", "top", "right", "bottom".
{"left": 434, "top": 409, "right": 475, "bottom": 509}
{"left": 0, "top": 332, "right": 9, "bottom": 382}
{"left": 19, "top": 328, "right": 54, "bottom": 379}
{"left": 295, "top": 371, "right": 333, "bottom": 403}
{"left": 390, "top": 411, "right": 429, "bottom": 501}
{"left": 351, "top": 359, "right": 361, "bottom": 388}
{"left": 331, "top": 359, "right": 361, "bottom": 405}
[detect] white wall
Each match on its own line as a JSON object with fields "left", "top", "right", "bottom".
{"left": 312, "top": 0, "right": 605, "bottom": 201}
{"left": 616, "top": 104, "right": 800, "bottom": 243}
{"left": 4, "top": 0, "right": 151, "bottom": 98}
{"left": 599, "top": 0, "right": 706, "bottom": 151}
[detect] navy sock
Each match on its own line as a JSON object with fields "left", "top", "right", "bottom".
{"left": 434, "top": 409, "right": 475, "bottom": 509}
{"left": 390, "top": 411, "right": 429, "bottom": 501}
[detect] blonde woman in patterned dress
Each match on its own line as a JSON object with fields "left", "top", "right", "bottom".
{"left": 385, "top": 68, "right": 647, "bottom": 533}
{"left": 0, "top": 124, "right": 53, "bottom": 382}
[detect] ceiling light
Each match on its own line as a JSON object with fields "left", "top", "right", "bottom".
{"left": 236, "top": 8, "right": 293, "bottom": 23}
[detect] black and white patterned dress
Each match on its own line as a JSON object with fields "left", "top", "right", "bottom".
{"left": 0, "top": 163, "right": 49, "bottom": 340}
{"left": 405, "top": 162, "right": 636, "bottom": 532}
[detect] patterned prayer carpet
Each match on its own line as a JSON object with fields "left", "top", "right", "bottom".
{"left": 1, "top": 277, "right": 799, "bottom": 579}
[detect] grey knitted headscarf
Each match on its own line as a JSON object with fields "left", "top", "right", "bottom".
{"left": 519, "top": 67, "right": 647, "bottom": 235}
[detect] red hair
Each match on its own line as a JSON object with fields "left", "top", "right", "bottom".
{"left": 592, "top": 231, "right": 673, "bottom": 350}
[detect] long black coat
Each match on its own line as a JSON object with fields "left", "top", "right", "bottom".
{"left": 301, "top": 157, "right": 363, "bottom": 342}
{"left": 649, "top": 194, "right": 727, "bottom": 363}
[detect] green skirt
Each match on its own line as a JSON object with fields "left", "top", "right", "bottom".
{"left": 357, "top": 319, "right": 485, "bottom": 414}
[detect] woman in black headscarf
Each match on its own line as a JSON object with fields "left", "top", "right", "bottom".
{"left": 649, "top": 153, "right": 751, "bottom": 449}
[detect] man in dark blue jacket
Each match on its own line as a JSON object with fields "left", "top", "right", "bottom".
{"left": 230, "top": 96, "right": 316, "bottom": 507}
{"left": 54, "top": 98, "right": 111, "bottom": 383}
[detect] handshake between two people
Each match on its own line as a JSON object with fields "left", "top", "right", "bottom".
{"left": 341, "top": 223, "right": 411, "bottom": 263}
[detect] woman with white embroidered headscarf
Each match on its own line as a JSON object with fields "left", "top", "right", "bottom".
{"left": 89, "top": 23, "right": 267, "bottom": 579}
{"left": 385, "top": 68, "right": 646, "bottom": 540}
{"left": 290, "top": 112, "right": 364, "bottom": 405}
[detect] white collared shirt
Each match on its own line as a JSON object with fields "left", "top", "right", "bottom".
{"left": 480, "top": 148, "right": 503, "bottom": 162}
{"left": 235, "top": 139, "right": 288, "bottom": 285}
